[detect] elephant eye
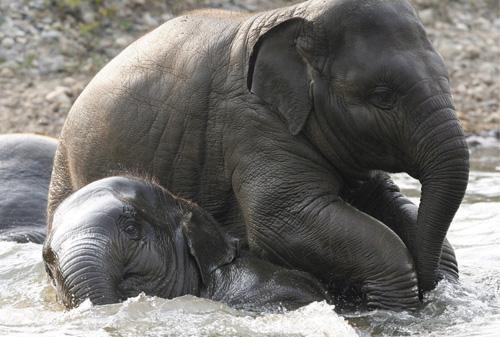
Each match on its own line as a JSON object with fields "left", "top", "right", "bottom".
{"left": 118, "top": 215, "right": 142, "bottom": 241}
{"left": 123, "top": 222, "right": 142, "bottom": 241}
{"left": 369, "top": 87, "right": 396, "bottom": 110}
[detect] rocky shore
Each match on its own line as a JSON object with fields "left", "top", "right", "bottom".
{"left": 0, "top": 0, "right": 498, "bottom": 137}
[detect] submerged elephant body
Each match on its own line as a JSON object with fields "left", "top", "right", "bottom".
{"left": 43, "top": 176, "right": 328, "bottom": 310}
{"left": 0, "top": 134, "right": 57, "bottom": 243}
{"left": 47, "top": 0, "right": 469, "bottom": 310}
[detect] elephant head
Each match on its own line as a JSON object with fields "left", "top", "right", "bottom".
{"left": 42, "top": 176, "right": 237, "bottom": 308}
{"left": 247, "top": 0, "right": 469, "bottom": 291}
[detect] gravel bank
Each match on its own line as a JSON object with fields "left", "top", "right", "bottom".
{"left": 0, "top": 0, "right": 498, "bottom": 137}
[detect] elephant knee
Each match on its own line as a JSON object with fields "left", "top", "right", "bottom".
{"left": 359, "top": 232, "right": 420, "bottom": 310}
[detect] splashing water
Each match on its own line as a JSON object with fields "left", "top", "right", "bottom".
{"left": 0, "top": 142, "right": 499, "bottom": 336}
{"left": 0, "top": 239, "right": 357, "bottom": 337}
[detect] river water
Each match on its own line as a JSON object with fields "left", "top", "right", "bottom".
{"left": 0, "top": 140, "right": 498, "bottom": 337}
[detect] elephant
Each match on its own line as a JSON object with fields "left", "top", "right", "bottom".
{"left": 43, "top": 176, "right": 329, "bottom": 310}
{"left": 46, "top": 0, "right": 469, "bottom": 311}
{"left": 0, "top": 134, "right": 57, "bottom": 243}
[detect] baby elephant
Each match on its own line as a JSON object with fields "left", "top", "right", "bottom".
{"left": 0, "top": 134, "right": 57, "bottom": 243}
{"left": 43, "top": 176, "right": 329, "bottom": 310}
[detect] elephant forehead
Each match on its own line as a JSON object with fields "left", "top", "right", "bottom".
{"left": 338, "top": 0, "right": 417, "bottom": 30}
{"left": 333, "top": 49, "right": 446, "bottom": 92}
{"left": 90, "top": 176, "right": 176, "bottom": 210}
{"left": 320, "top": 0, "right": 425, "bottom": 51}
{"left": 52, "top": 176, "right": 182, "bottom": 232}
{"left": 52, "top": 192, "right": 125, "bottom": 230}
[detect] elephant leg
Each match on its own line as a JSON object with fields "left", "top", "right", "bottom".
{"left": 233, "top": 162, "right": 420, "bottom": 310}
{"left": 249, "top": 196, "right": 420, "bottom": 310}
{"left": 341, "top": 171, "right": 459, "bottom": 282}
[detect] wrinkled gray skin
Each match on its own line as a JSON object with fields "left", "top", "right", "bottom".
{"left": 0, "top": 134, "right": 57, "bottom": 243}
{"left": 47, "top": 0, "right": 469, "bottom": 310}
{"left": 43, "top": 176, "right": 328, "bottom": 310}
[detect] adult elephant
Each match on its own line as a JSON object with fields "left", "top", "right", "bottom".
{"left": 47, "top": 0, "right": 469, "bottom": 310}
{"left": 0, "top": 134, "right": 57, "bottom": 243}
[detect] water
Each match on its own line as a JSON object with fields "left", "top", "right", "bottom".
{"left": 0, "top": 141, "right": 498, "bottom": 337}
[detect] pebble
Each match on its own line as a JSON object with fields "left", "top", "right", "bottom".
{"left": 45, "top": 86, "right": 71, "bottom": 102}
{"left": 1, "top": 37, "right": 15, "bottom": 48}
{"left": 455, "top": 22, "right": 469, "bottom": 31}
{"left": 62, "top": 77, "right": 76, "bottom": 86}
{"left": 115, "top": 36, "right": 130, "bottom": 48}
{"left": 142, "top": 13, "right": 159, "bottom": 27}
{"left": 15, "top": 36, "right": 27, "bottom": 44}
{"left": 40, "top": 30, "right": 60, "bottom": 42}
{"left": 418, "top": 8, "right": 434, "bottom": 25}
{"left": 82, "top": 11, "right": 95, "bottom": 24}
{"left": 38, "top": 55, "right": 65, "bottom": 75}
{"left": 0, "top": 67, "right": 15, "bottom": 78}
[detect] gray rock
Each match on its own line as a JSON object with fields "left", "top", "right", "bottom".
{"left": 29, "top": 0, "right": 45, "bottom": 10}
{"left": 38, "top": 55, "right": 65, "bottom": 75}
{"left": 41, "top": 30, "right": 61, "bottom": 43}
{"left": 45, "top": 86, "right": 71, "bottom": 104}
{"left": 62, "top": 77, "right": 76, "bottom": 86}
{"left": 81, "top": 3, "right": 95, "bottom": 23}
{"left": 59, "top": 36, "right": 86, "bottom": 56}
{"left": 115, "top": 36, "right": 130, "bottom": 48}
{"left": 0, "top": 67, "right": 15, "bottom": 78}
{"left": 142, "top": 13, "right": 159, "bottom": 27}
{"left": 10, "top": 26, "right": 26, "bottom": 37}
{"left": 1, "top": 37, "right": 15, "bottom": 49}
{"left": 419, "top": 8, "right": 434, "bottom": 26}
{"left": 15, "top": 36, "right": 27, "bottom": 44}
{"left": 455, "top": 22, "right": 469, "bottom": 31}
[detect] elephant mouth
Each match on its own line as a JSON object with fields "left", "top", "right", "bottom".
{"left": 115, "top": 271, "right": 154, "bottom": 299}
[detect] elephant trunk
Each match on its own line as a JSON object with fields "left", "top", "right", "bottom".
{"left": 43, "top": 231, "right": 122, "bottom": 308}
{"left": 410, "top": 98, "right": 469, "bottom": 291}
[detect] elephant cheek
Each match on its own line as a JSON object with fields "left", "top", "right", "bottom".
{"left": 115, "top": 242, "right": 186, "bottom": 300}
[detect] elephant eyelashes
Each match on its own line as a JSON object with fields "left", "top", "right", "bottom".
{"left": 369, "top": 87, "right": 396, "bottom": 110}
{"left": 118, "top": 215, "right": 142, "bottom": 241}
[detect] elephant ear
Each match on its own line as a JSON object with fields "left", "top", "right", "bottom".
{"left": 247, "top": 18, "right": 313, "bottom": 136}
{"left": 181, "top": 204, "right": 239, "bottom": 284}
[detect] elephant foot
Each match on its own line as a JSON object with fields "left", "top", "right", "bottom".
{"left": 329, "top": 271, "right": 420, "bottom": 312}
{"left": 362, "top": 271, "right": 420, "bottom": 311}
